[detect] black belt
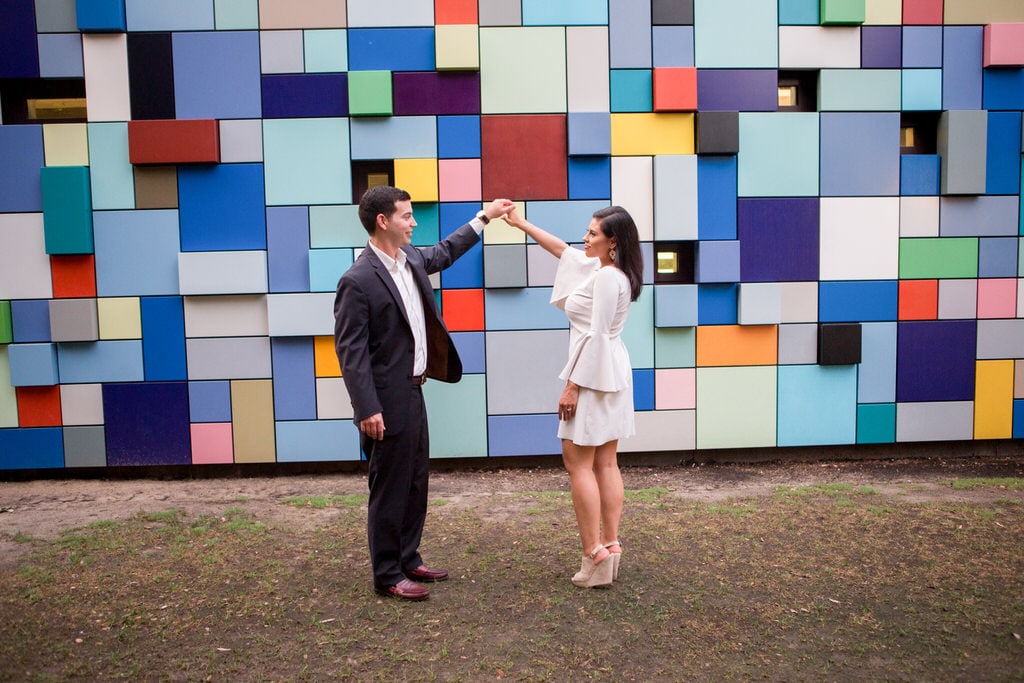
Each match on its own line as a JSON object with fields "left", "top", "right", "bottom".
{"left": 410, "top": 374, "right": 427, "bottom": 386}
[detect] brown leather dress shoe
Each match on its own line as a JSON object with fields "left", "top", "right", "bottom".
{"left": 405, "top": 565, "right": 448, "bottom": 582}
{"left": 376, "top": 578, "right": 429, "bottom": 601}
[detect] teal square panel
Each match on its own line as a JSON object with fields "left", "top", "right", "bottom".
{"left": 309, "top": 248, "right": 353, "bottom": 292}
{"left": 309, "top": 205, "right": 365, "bottom": 248}
{"left": 779, "top": 0, "right": 818, "bottom": 24}
{"left": 411, "top": 202, "right": 440, "bottom": 247}
{"left": 41, "top": 166, "right": 93, "bottom": 255}
{"left": 263, "top": 118, "right": 351, "bottom": 206}
{"left": 694, "top": 0, "right": 778, "bottom": 68}
{"left": 522, "top": 0, "right": 607, "bottom": 25}
{"left": 610, "top": 69, "right": 653, "bottom": 113}
{"left": 655, "top": 328, "right": 696, "bottom": 368}
{"left": 696, "top": 365, "right": 777, "bottom": 449}
{"left": 622, "top": 287, "right": 655, "bottom": 369}
{"left": 901, "top": 69, "right": 942, "bottom": 111}
{"left": 424, "top": 374, "right": 488, "bottom": 458}
{"left": 777, "top": 364, "right": 857, "bottom": 447}
{"left": 214, "top": 0, "right": 258, "bottom": 29}
{"left": 304, "top": 29, "right": 347, "bottom": 72}
{"left": 87, "top": 123, "right": 135, "bottom": 210}
{"left": 738, "top": 113, "right": 819, "bottom": 197}
{"left": 857, "top": 403, "right": 896, "bottom": 444}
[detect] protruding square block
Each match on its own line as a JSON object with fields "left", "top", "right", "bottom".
{"left": 819, "top": 0, "right": 865, "bottom": 25}
{"left": 41, "top": 166, "right": 93, "bottom": 255}
{"left": 653, "top": 67, "right": 697, "bottom": 111}
{"left": 653, "top": 0, "right": 693, "bottom": 25}
{"left": 436, "top": 24, "right": 479, "bottom": 70}
{"left": 49, "top": 297, "right": 99, "bottom": 342}
{"left": 347, "top": 70, "right": 393, "bottom": 116}
{"left": 938, "top": 110, "right": 987, "bottom": 195}
{"left": 7, "top": 343, "right": 59, "bottom": 386}
{"left": 568, "top": 112, "right": 611, "bottom": 156}
{"left": 77, "top": 0, "right": 126, "bottom": 32}
{"left": 127, "top": 119, "right": 220, "bottom": 165}
{"left": 983, "top": 23, "right": 1024, "bottom": 67}
{"left": 0, "top": 301, "right": 11, "bottom": 344}
{"left": 818, "top": 322, "right": 861, "bottom": 365}
{"left": 695, "top": 240, "right": 740, "bottom": 283}
{"left": 696, "top": 111, "right": 738, "bottom": 155}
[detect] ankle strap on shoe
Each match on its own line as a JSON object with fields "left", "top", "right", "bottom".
{"left": 603, "top": 540, "right": 622, "bottom": 550}
{"left": 587, "top": 544, "right": 606, "bottom": 559}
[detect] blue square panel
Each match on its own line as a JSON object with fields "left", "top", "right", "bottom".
{"left": 820, "top": 113, "right": 900, "bottom": 197}
{"left": 568, "top": 112, "right": 611, "bottom": 156}
{"left": 986, "top": 112, "right": 1022, "bottom": 196}
{"left": 77, "top": 0, "right": 127, "bottom": 32}
{"left": 738, "top": 198, "right": 819, "bottom": 282}
{"left": 819, "top": 280, "right": 898, "bottom": 322}
{"left": 655, "top": 285, "right": 698, "bottom": 328}
{"left": 896, "top": 320, "right": 977, "bottom": 402}
{"left": 900, "top": 155, "right": 940, "bottom": 196}
{"left": 93, "top": 209, "right": 180, "bottom": 296}
{"left": 276, "top": 420, "right": 360, "bottom": 462}
{"left": 488, "top": 414, "right": 561, "bottom": 456}
{"left": 698, "top": 156, "right": 737, "bottom": 240}
{"left": 189, "top": 380, "right": 232, "bottom": 423}
{"left": 38, "top": 33, "right": 84, "bottom": 77}
{"left": 0, "top": 0, "right": 40, "bottom": 78}
{"left": 271, "top": 338, "right": 316, "bottom": 421}
{"left": 633, "top": 368, "right": 655, "bottom": 411}
{"left": 568, "top": 157, "right": 611, "bottom": 200}
{"left": 902, "top": 26, "right": 942, "bottom": 68}
{"left": 942, "top": 26, "right": 983, "bottom": 111}
{"left": 309, "top": 249, "right": 352, "bottom": 292}
{"left": 438, "top": 116, "right": 481, "bottom": 159}
{"left": 653, "top": 26, "right": 694, "bottom": 67}
{"left": 439, "top": 202, "right": 484, "bottom": 288}
{"left": 103, "top": 381, "right": 191, "bottom": 466}
{"left": 901, "top": 69, "right": 942, "bottom": 111}
{"left": 261, "top": 73, "right": 348, "bottom": 119}
{"left": 179, "top": 164, "right": 267, "bottom": 251}
{"left": 0, "top": 428, "right": 64, "bottom": 470}
{"left": 172, "top": 31, "right": 261, "bottom": 119}
{"left": 0, "top": 125, "right": 44, "bottom": 212}
{"left": 451, "top": 332, "right": 486, "bottom": 374}
{"left": 141, "top": 296, "right": 186, "bottom": 381}
{"left": 978, "top": 237, "right": 1019, "bottom": 278}
{"left": 11, "top": 300, "right": 51, "bottom": 342}
{"left": 778, "top": 365, "right": 857, "bottom": 447}
{"left": 348, "top": 28, "right": 435, "bottom": 71}
{"left": 697, "top": 284, "right": 737, "bottom": 325}
{"left": 268, "top": 206, "right": 311, "bottom": 293}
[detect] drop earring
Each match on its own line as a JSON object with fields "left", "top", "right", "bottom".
{"left": 609, "top": 248, "right": 617, "bottom": 262}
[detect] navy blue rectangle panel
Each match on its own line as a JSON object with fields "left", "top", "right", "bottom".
{"left": 128, "top": 32, "right": 176, "bottom": 120}
{"left": 896, "top": 320, "right": 977, "bottom": 403}
{"left": 738, "top": 197, "right": 819, "bottom": 282}
{"left": 697, "top": 69, "right": 777, "bottom": 112}
{"left": 261, "top": 73, "right": 348, "bottom": 118}
{"left": 103, "top": 381, "right": 191, "bottom": 466}
{"left": 0, "top": 0, "right": 40, "bottom": 78}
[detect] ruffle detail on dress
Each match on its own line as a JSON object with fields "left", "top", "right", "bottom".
{"left": 549, "top": 246, "right": 599, "bottom": 310}
{"left": 558, "top": 331, "right": 632, "bottom": 392}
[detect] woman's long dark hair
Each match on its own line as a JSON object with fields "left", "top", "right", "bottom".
{"left": 593, "top": 205, "right": 643, "bottom": 302}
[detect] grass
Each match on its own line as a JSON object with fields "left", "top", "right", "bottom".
{"left": 951, "top": 477, "right": 1024, "bottom": 491}
{"left": 1, "top": 481, "right": 1022, "bottom": 681}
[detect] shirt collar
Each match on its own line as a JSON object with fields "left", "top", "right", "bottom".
{"left": 368, "top": 241, "right": 407, "bottom": 272}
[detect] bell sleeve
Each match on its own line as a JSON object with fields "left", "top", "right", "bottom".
{"left": 558, "top": 268, "right": 631, "bottom": 392}
{"left": 549, "top": 246, "right": 599, "bottom": 310}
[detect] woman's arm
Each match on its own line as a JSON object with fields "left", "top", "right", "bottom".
{"left": 504, "top": 208, "right": 568, "bottom": 260}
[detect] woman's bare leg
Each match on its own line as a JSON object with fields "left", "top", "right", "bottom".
{"left": 593, "top": 440, "right": 623, "bottom": 545}
{"left": 562, "top": 439, "right": 603, "bottom": 556}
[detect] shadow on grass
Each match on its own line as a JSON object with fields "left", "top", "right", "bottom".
{"left": 2, "top": 483, "right": 1023, "bottom": 681}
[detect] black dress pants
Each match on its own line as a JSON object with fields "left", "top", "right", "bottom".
{"left": 362, "top": 385, "right": 430, "bottom": 589}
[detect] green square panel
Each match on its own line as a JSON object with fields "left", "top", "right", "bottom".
{"left": 819, "top": 0, "right": 864, "bottom": 25}
{"left": 41, "top": 166, "right": 93, "bottom": 255}
{"left": 738, "top": 112, "right": 819, "bottom": 197}
{"left": 424, "top": 374, "right": 488, "bottom": 458}
{"left": 0, "top": 301, "right": 12, "bottom": 344}
{"left": 655, "top": 328, "right": 696, "bottom": 368}
{"left": 696, "top": 365, "right": 777, "bottom": 449}
{"left": 819, "top": 69, "right": 901, "bottom": 112}
{"left": 348, "top": 70, "right": 392, "bottom": 116}
{"left": 898, "top": 237, "right": 979, "bottom": 279}
{"left": 214, "top": 0, "right": 258, "bottom": 29}
{"left": 857, "top": 403, "right": 895, "bottom": 444}
{"left": 480, "top": 27, "right": 567, "bottom": 114}
{"left": 304, "top": 29, "right": 347, "bottom": 72}
{"left": 622, "top": 287, "right": 655, "bottom": 369}
{"left": 263, "top": 118, "right": 351, "bottom": 205}
{"left": 309, "top": 205, "right": 365, "bottom": 248}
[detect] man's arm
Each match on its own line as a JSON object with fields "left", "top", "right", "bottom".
{"left": 333, "top": 275, "right": 383, "bottom": 425}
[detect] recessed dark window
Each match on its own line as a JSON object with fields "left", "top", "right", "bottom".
{"left": 351, "top": 160, "right": 394, "bottom": 203}
{"left": 899, "top": 112, "right": 939, "bottom": 154}
{"left": 653, "top": 241, "right": 695, "bottom": 284}
{"left": 777, "top": 70, "right": 818, "bottom": 112}
{"left": 0, "top": 78, "right": 86, "bottom": 124}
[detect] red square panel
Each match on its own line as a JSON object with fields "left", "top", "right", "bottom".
{"left": 653, "top": 67, "right": 697, "bottom": 112}
{"left": 902, "top": 0, "right": 942, "bottom": 25}
{"left": 17, "top": 386, "right": 63, "bottom": 427}
{"left": 481, "top": 115, "right": 567, "bottom": 200}
{"left": 128, "top": 119, "right": 220, "bottom": 165}
{"left": 435, "top": 0, "right": 477, "bottom": 24}
{"left": 51, "top": 255, "right": 96, "bottom": 298}
{"left": 442, "top": 288, "right": 484, "bottom": 331}
{"left": 898, "top": 279, "right": 938, "bottom": 320}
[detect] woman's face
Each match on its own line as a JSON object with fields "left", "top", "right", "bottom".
{"left": 583, "top": 218, "right": 616, "bottom": 263}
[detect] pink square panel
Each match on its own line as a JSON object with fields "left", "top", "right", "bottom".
{"left": 977, "top": 278, "right": 1017, "bottom": 319}
{"left": 655, "top": 368, "right": 695, "bottom": 410}
{"left": 191, "top": 422, "right": 234, "bottom": 464}
{"left": 438, "top": 158, "right": 482, "bottom": 202}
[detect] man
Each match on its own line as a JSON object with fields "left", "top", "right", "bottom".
{"left": 334, "top": 185, "right": 514, "bottom": 601}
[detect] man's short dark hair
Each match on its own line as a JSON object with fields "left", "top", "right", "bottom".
{"left": 358, "top": 185, "right": 412, "bottom": 235}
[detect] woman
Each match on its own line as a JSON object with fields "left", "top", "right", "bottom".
{"left": 504, "top": 205, "right": 643, "bottom": 588}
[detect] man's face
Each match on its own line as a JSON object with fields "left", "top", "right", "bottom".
{"left": 378, "top": 199, "right": 417, "bottom": 248}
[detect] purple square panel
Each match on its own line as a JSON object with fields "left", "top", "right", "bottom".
{"left": 896, "top": 320, "right": 977, "bottom": 403}
{"left": 697, "top": 69, "right": 777, "bottom": 111}
{"left": 738, "top": 198, "right": 819, "bottom": 282}
{"left": 393, "top": 71, "right": 481, "bottom": 115}
{"left": 103, "top": 381, "right": 191, "bottom": 466}
{"left": 861, "top": 26, "right": 902, "bottom": 68}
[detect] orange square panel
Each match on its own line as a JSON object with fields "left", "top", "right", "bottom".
{"left": 898, "top": 279, "right": 938, "bottom": 320}
{"left": 696, "top": 324, "right": 778, "bottom": 367}
{"left": 51, "top": 255, "right": 96, "bottom": 298}
{"left": 128, "top": 119, "right": 220, "bottom": 165}
{"left": 653, "top": 67, "right": 697, "bottom": 112}
{"left": 435, "top": 0, "right": 477, "bottom": 24}
{"left": 17, "top": 386, "right": 63, "bottom": 427}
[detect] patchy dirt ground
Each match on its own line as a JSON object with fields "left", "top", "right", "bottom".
{"left": 2, "top": 454, "right": 1022, "bottom": 560}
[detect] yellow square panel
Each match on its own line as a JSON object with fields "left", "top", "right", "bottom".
{"left": 97, "top": 297, "right": 141, "bottom": 339}
{"left": 394, "top": 158, "right": 439, "bottom": 202}
{"left": 974, "top": 359, "right": 1014, "bottom": 439}
{"left": 864, "top": 0, "right": 901, "bottom": 24}
{"left": 43, "top": 123, "right": 90, "bottom": 166}
{"left": 314, "top": 335, "right": 341, "bottom": 377}
{"left": 483, "top": 201, "right": 526, "bottom": 244}
{"left": 611, "top": 113, "right": 694, "bottom": 156}
{"left": 436, "top": 24, "right": 479, "bottom": 70}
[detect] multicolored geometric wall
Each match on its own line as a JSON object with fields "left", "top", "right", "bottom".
{"left": 1, "top": 0, "right": 1023, "bottom": 470}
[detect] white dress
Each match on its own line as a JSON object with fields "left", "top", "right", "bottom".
{"left": 550, "top": 246, "right": 635, "bottom": 446}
